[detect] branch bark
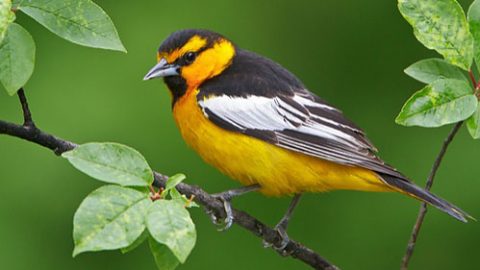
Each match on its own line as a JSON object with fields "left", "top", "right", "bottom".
{"left": 17, "top": 88, "right": 35, "bottom": 127}
{"left": 400, "top": 122, "right": 463, "bottom": 270}
{"left": 0, "top": 90, "right": 339, "bottom": 270}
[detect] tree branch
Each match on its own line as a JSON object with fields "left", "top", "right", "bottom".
{"left": 400, "top": 121, "right": 463, "bottom": 270}
{"left": 0, "top": 91, "right": 339, "bottom": 270}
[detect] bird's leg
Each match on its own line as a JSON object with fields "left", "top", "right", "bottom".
{"left": 264, "top": 193, "right": 302, "bottom": 253}
{"left": 207, "top": 184, "right": 261, "bottom": 231}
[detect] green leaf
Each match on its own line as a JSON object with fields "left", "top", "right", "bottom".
{"left": 16, "top": 0, "right": 126, "bottom": 52}
{"left": 73, "top": 185, "right": 151, "bottom": 256}
{"left": 149, "top": 236, "right": 180, "bottom": 270}
{"left": 120, "top": 229, "right": 148, "bottom": 254}
{"left": 165, "top": 174, "right": 186, "bottom": 192}
{"left": 0, "top": 0, "right": 15, "bottom": 43}
{"left": 146, "top": 200, "right": 196, "bottom": 263}
{"left": 396, "top": 79, "right": 478, "bottom": 127}
{"left": 170, "top": 188, "right": 199, "bottom": 208}
{"left": 398, "top": 0, "right": 474, "bottom": 70}
{"left": 467, "top": 106, "right": 480, "bottom": 138}
{"left": 468, "top": 0, "right": 480, "bottom": 71}
{"left": 62, "top": 142, "right": 153, "bottom": 187}
{"left": 0, "top": 23, "right": 34, "bottom": 95}
{"left": 404, "top": 58, "right": 469, "bottom": 84}
{"left": 169, "top": 188, "right": 183, "bottom": 200}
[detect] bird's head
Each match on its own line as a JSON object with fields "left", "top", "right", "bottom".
{"left": 143, "top": 29, "right": 236, "bottom": 101}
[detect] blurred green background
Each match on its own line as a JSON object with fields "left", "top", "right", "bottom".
{"left": 1, "top": 0, "right": 479, "bottom": 269}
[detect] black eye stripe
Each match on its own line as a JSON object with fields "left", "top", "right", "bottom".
{"left": 196, "top": 45, "right": 209, "bottom": 54}
{"left": 174, "top": 45, "right": 211, "bottom": 66}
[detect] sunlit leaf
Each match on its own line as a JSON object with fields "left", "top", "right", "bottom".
{"left": 396, "top": 79, "right": 478, "bottom": 127}
{"left": 146, "top": 200, "right": 196, "bottom": 263}
{"left": 0, "top": 23, "right": 34, "bottom": 95}
{"left": 398, "top": 0, "right": 474, "bottom": 70}
{"left": 467, "top": 106, "right": 480, "bottom": 139}
{"left": 0, "top": 0, "right": 15, "bottom": 43}
{"left": 468, "top": 0, "right": 480, "bottom": 71}
{"left": 73, "top": 185, "right": 151, "bottom": 256}
{"left": 149, "top": 236, "right": 180, "bottom": 270}
{"left": 62, "top": 142, "right": 153, "bottom": 187}
{"left": 16, "top": 0, "right": 126, "bottom": 52}
{"left": 404, "top": 58, "right": 469, "bottom": 84}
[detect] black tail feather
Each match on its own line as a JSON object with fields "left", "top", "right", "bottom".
{"left": 379, "top": 173, "right": 472, "bottom": 222}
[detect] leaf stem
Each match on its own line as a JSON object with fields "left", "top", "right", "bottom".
{"left": 469, "top": 70, "right": 477, "bottom": 87}
{"left": 149, "top": 185, "right": 163, "bottom": 201}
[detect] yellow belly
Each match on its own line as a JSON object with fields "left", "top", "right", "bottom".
{"left": 173, "top": 89, "right": 392, "bottom": 196}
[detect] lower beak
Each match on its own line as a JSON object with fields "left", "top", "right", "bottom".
{"left": 143, "top": 58, "right": 180, "bottom": 80}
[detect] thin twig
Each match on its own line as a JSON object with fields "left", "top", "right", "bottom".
{"left": 400, "top": 122, "right": 463, "bottom": 270}
{"left": 401, "top": 68, "right": 477, "bottom": 269}
{"left": 17, "top": 88, "right": 35, "bottom": 128}
{"left": 0, "top": 90, "right": 339, "bottom": 270}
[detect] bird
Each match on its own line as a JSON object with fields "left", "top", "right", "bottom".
{"left": 144, "top": 29, "right": 470, "bottom": 248}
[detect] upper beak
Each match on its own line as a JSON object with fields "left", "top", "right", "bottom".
{"left": 143, "top": 58, "right": 180, "bottom": 80}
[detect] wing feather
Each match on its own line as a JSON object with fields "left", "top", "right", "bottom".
{"left": 198, "top": 91, "right": 405, "bottom": 179}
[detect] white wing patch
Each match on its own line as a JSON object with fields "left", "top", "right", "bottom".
{"left": 199, "top": 95, "right": 297, "bottom": 129}
{"left": 198, "top": 94, "right": 371, "bottom": 152}
{"left": 292, "top": 95, "right": 337, "bottom": 111}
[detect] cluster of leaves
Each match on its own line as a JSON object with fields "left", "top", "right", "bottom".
{"left": 396, "top": 0, "right": 480, "bottom": 138}
{"left": 63, "top": 142, "right": 198, "bottom": 270}
{"left": 0, "top": 0, "right": 125, "bottom": 95}
{"left": 1, "top": 1, "right": 198, "bottom": 269}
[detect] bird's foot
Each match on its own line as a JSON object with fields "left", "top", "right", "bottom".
{"left": 206, "top": 185, "right": 261, "bottom": 231}
{"left": 208, "top": 192, "right": 234, "bottom": 231}
{"left": 263, "top": 221, "right": 291, "bottom": 255}
{"left": 263, "top": 194, "right": 301, "bottom": 254}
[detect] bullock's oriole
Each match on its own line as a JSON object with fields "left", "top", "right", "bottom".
{"left": 144, "top": 29, "right": 470, "bottom": 248}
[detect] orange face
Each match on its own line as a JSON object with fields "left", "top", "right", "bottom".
{"left": 178, "top": 37, "right": 235, "bottom": 88}
{"left": 145, "top": 33, "right": 236, "bottom": 92}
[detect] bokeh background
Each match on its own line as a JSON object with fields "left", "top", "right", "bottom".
{"left": 1, "top": 0, "right": 479, "bottom": 269}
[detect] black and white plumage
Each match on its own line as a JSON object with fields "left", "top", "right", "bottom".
{"left": 197, "top": 49, "right": 405, "bottom": 180}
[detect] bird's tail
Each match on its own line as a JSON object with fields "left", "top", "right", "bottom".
{"left": 378, "top": 173, "right": 472, "bottom": 223}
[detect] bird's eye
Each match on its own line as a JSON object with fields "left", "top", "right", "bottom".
{"left": 184, "top": 52, "right": 196, "bottom": 64}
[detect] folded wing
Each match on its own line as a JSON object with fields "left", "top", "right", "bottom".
{"left": 197, "top": 89, "right": 406, "bottom": 180}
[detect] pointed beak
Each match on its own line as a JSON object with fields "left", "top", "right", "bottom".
{"left": 143, "top": 58, "right": 180, "bottom": 80}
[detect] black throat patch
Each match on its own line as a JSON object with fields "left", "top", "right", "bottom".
{"left": 163, "top": 76, "right": 187, "bottom": 106}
